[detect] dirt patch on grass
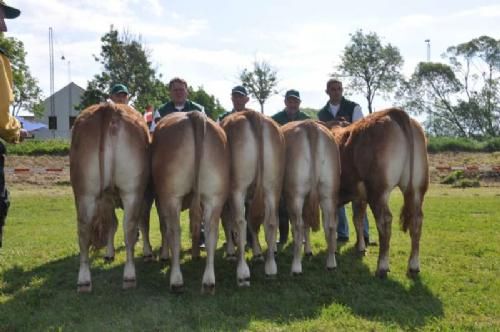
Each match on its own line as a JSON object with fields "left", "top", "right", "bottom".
{"left": 4, "top": 153, "right": 500, "bottom": 186}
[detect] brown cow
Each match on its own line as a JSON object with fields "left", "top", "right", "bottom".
{"left": 220, "top": 110, "right": 285, "bottom": 286}
{"left": 152, "top": 111, "right": 229, "bottom": 293}
{"left": 281, "top": 120, "right": 341, "bottom": 274}
{"left": 328, "top": 107, "right": 429, "bottom": 278}
{"left": 70, "top": 103, "right": 150, "bottom": 292}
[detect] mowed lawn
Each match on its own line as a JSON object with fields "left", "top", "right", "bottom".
{"left": 0, "top": 184, "right": 499, "bottom": 331}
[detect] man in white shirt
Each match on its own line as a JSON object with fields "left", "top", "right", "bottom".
{"left": 318, "top": 79, "right": 374, "bottom": 245}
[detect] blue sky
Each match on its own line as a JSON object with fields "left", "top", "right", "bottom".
{"left": 6, "top": 0, "right": 500, "bottom": 115}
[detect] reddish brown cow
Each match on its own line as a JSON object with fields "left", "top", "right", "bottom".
{"left": 328, "top": 107, "right": 429, "bottom": 278}
{"left": 152, "top": 111, "right": 229, "bottom": 293}
{"left": 220, "top": 110, "right": 285, "bottom": 286}
{"left": 281, "top": 120, "right": 341, "bottom": 274}
{"left": 70, "top": 103, "right": 150, "bottom": 292}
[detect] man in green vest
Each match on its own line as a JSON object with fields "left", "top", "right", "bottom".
{"left": 152, "top": 77, "right": 206, "bottom": 248}
{"left": 153, "top": 77, "right": 204, "bottom": 125}
{"left": 1, "top": 1, "right": 28, "bottom": 248}
{"left": 272, "top": 89, "right": 310, "bottom": 247}
{"left": 318, "top": 78, "right": 374, "bottom": 245}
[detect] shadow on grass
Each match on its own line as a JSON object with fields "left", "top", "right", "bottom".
{"left": 0, "top": 243, "right": 443, "bottom": 330}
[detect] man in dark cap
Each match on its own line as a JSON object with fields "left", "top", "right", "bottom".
{"left": 272, "top": 89, "right": 310, "bottom": 247}
{"left": 218, "top": 85, "right": 255, "bottom": 121}
{"left": 1, "top": 0, "right": 24, "bottom": 248}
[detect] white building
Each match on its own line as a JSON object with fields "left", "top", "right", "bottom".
{"left": 35, "top": 82, "right": 85, "bottom": 139}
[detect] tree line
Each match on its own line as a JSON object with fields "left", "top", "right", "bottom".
{"left": 2, "top": 28, "right": 498, "bottom": 138}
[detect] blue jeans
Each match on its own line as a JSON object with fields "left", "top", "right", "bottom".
{"left": 337, "top": 204, "right": 369, "bottom": 239}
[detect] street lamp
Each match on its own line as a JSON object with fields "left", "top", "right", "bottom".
{"left": 425, "top": 39, "right": 431, "bottom": 62}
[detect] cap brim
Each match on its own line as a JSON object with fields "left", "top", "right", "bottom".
{"left": 2, "top": 5, "right": 21, "bottom": 19}
{"left": 232, "top": 91, "right": 247, "bottom": 96}
{"left": 286, "top": 95, "right": 301, "bottom": 101}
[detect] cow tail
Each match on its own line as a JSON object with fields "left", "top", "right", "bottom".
{"left": 303, "top": 121, "right": 320, "bottom": 232}
{"left": 246, "top": 112, "right": 266, "bottom": 230}
{"left": 391, "top": 109, "right": 415, "bottom": 233}
{"left": 187, "top": 112, "right": 205, "bottom": 241}
{"left": 90, "top": 103, "right": 116, "bottom": 249}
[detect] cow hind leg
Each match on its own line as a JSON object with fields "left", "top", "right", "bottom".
{"left": 321, "top": 197, "right": 337, "bottom": 270}
{"left": 76, "top": 195, "right": 96, "bottom": 293}
{"left": 370, "top": 192, "right": 393, "bottom": 279}
{"left": 289, "top": 195, "right": 305, "bottom": 275}
{"left": 407, "top": 190, "right": 424, "bottom": 278}
{"left": 201, "top": 202, "right": 222, "bottom": 295}
{"left": 221, "top": 205, "right": 236, "bottom": 261}
{"left": 264, "top": 195, "right": 278, "bottom": 277}
{"left": 104, "top": 211, "right": 118, "bottom": 263}
{"left": 352, "top": 199, "right": 368, "bottom": 255}
{"left": 233, "top": 192, "right": 251, "bottom": 287}
{"left": 120, "top": 192, "right": 142, "bottom": 289}
{"left": 140, "top": 198, "right": 155, "bottom": 262}
{"left": 161, "top": 199, "right": 183, "bottom": 292}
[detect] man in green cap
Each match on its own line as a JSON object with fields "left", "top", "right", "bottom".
{"left": 271, "top": 89, "right": 310, "bottom": 247}
{"left": 1, "top": 0, "right": 26, "bottom": 247}
{"left": 109, "top": 83, "right": 130, "bottom": 105}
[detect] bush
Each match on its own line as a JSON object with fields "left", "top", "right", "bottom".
{"left": 6, "top": 139, "right": 70, "bottom": 155}
{"left": 452, "top": 179, "right": 481, "bottom": 188}
{"left": 440, "top": 170, "right": 465, "bottom": 184}
{"left": 427, "top": 137, "right": 483, "bottom": 153}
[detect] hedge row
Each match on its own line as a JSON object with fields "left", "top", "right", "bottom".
{"left": 5, "top": 137, "right": 500, "bottom": 156}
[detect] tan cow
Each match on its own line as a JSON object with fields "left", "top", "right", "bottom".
{"left": 152, "top": 111, "right": 229, "bottom": 294}
{"left": 328, "top": 107, "right": 429, "bottom": 278}
{"left": 70, "top": 103, "right": 150, "bottom": 293}
{"left": 281, "top": 120, "right": 341, "bottom": 274}
{"left": 220, "top": 110, "right": 285, "bottom": 286}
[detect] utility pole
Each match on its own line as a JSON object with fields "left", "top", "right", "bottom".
{"left": 425, "top": 39, "right": 431, "bottom": 62}
{"left": 49, "top": 27, "right": 55, "bottom": 138}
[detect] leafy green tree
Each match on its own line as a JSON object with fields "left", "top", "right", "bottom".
{"left": 335, "top": 30, "right": 404, "bottom": 114}
{"left": 78, "top": 27, "right": 167, "bottom": 112}
{"left": 399, "top": 36, "right": 500, "bottom": 137}
{"left": 240, "top": 60, "right": 279, "bottom": 113}
{"left": 301, "top": 107, "right": 318, "bottom": 119}
{"left": 188, "top": 86, "right": 226, "bottom": 120}
{"left": 0, "top": 34, "right": 44, "bottom": 118}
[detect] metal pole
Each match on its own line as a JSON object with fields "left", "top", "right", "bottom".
{"left": 49, "top": 27, "right": 55, "bottom": 138}
{"left": 425, "top": 39, "right": 431, "bottom": 62}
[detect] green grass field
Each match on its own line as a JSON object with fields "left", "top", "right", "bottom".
{"left": 1, "top": 184, "right": 499, "bottom": 331}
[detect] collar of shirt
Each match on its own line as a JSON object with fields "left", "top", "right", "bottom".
{"left": 329, "top": 103, "right": 340, "bottom": 117}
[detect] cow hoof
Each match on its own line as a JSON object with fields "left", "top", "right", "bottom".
{"left": 143, "top": 254, "right": 155, "bottom": 262}
{"left": 160, "top": 257, "right": 170, "bottom": 263}
{"left": 123, "top": 278, "right": 137, "bottom": 289}
{"left": 170, "top": 284, "right": 184, "bottom": 294}
{"left": 237, "top": 277, "right": 251, "bottom": 287}
{"left": 77, "top": 282, "right": 92, "bottom": 293}
{"left": 407, "top": 268, "right": 420, "bottom": 279}
{"left": 265, "top": 273, "right": 277, "bottom": 280}
{"left": 202, "top": 283, "right": 215, "bottom": 295}
{"left": 103, "top": 256, "right": 114, "bottom": 263}
{"left": 375, "top": 269, "right": 389, "bottom": 279}
{"left": 305, "top": 252, "right": 313, "bottom": 259}
{"left": 253, "top": 254, "right": 264, "bottom": 263}
{"left": 225, "top": 254, "right": 237, "bottom": 262}
{"left": 326, "top": 266, "right": 337, "bottom": 271}
{"left": 291, "top": 271, "right": 302, "bottom": 276}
